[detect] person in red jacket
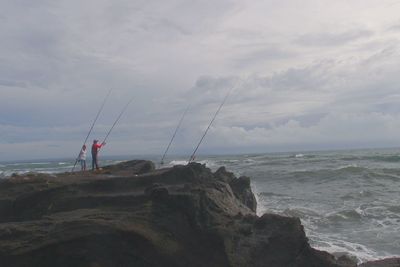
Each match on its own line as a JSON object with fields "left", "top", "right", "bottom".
{"left": 91, "top": 140, "right": 105, "bottom": 170}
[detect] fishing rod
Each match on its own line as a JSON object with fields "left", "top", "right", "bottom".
{"left": 71, "top": 89, "right": 112, "bottom": 172}
{"left": 101, "top": 96, "right": 134, "bottom": 145}
{"left": 188, "top": 87, "right": 233, "bottom": 163}
{"left": 160, "top": 104, "right": 190, "bottom": 165}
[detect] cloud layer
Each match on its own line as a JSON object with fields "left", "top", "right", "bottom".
{"left": 1, "top": 0, "right": 400, "bottom": 160}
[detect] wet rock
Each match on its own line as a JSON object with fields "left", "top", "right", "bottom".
{"left": 332, "top": 252, "right": 358, "bottom": 267}
{"left": 102, "top": 159, "right": 155, "bottom": 175}
{"left": 229, "top": 176, "right": 257, "bottom": 212}
{"left": 359, "top": 258, "right": 400, "bottom": 267}
{"left": 0, "top": 160, "right": 368, "bottom": 267}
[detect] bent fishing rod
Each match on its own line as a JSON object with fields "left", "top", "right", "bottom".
{"left": 71, "top": 89, "right": 112, "bottom": 172}
{"left": 101, "top": 97, "right": 134, "bottom": 145}
{"left": 188, "top": 87, "right": 233, "bottom": 163}
{"left": 160, "top": 105, "right": 190, "bottom": 165}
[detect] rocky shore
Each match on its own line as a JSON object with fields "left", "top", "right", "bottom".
{"left": 0, "top": 160, "right": 398, "bottom": 267}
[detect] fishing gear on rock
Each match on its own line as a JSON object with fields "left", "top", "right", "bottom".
{"left": 160, "top": 104, "right": 190, "bottom": 165}
{"left": 71, "top": 93, "right": 133, "bottom": 172}
{"left": 188, "top": 87, "right": 233, "bottom": 163}
{"left": 71, "top": 89, "right": 112, "bottom": 172}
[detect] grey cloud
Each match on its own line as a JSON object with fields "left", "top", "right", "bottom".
{"left": 233, "top": 46, "right": 295, "bottom": 68}
{"left": 0, "top": 80, "right": 27, "bottom": 88}
{"left": 185, "top": 76, "right": 238, "bottom": 106}
{"left": 1, "top": 0, "right": 400, "bottom": 160}
{"left": 140, "top": 18, "right": 192, "bottom": 36}
{"left": 388, "top": 22, "right": 400, "bottom": 31}
{"left": 296, "top": 29, "right": 373, "bottom": 46}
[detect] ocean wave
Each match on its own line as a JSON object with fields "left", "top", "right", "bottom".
{"left": 387, "top": 205, "right": 400, "bottom": 213}
{"left": 259, "top": 191, "right": 288, "bottom": 197}
{"left": 168, "top": 160, "right": 189, "bottom": 165}
{"left": 341, "top": 190, "right": 374, "bottom": 200}
{"left": 292, "top": 153, "right": 317, "bottom": 159}
{"left": 309, "top": 235, "right": 379, "bottom": 263}
{"left": 23, "top": 162, "right": 53, "bottom": 165}
{"left": 282, "top": 207, "right": 320, "bottom": 218}
{"left": 325, "top": 209, "right": 362, "bottom": 221}
{"left": 334, "top": 164, "right": 367, "bottom": 172}
{"left": 368, "top": 171, "right": 400, "bottom": 181}
{"left": 340, "top": 156, "right": 363, "bottom": 161}
{"left": 367, "top": 155, "right": 400, "bottom": 163}
{"left": 341, "top": 154, "right": 400, "bottom": 163}
{"left": 288, "top": 165, "right": 371, "bottom": 180}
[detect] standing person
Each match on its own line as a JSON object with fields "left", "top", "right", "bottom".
{"left": 91, "top": 140, "right": 105, "bottom": 170}
{"left": 77, "top": 145, "right": 87, "bottom": 171}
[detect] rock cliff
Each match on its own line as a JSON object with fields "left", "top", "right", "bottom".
{"left": 0, "top": 160, "right": 397, "bottom": 267}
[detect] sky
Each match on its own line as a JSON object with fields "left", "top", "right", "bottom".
{"left": 1, "top": 0, "right": 400, "bottom": 161}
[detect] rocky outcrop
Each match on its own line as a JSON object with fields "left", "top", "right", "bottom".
{"left": 359, "top": 258, "right": 400, "bottom": 267}
{"left": 0, "top": 160, "right": 397, "bottom": 267}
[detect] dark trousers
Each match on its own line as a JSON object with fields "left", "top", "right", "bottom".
{"left": 92, "top": 153, "right": 99, "bottom": 170}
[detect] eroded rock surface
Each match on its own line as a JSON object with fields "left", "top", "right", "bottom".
{"left": 359, "top": 258, "right": 400, "bottom": 267}
{"left": 0, "top": 160, "right": 396, "bottom": 267}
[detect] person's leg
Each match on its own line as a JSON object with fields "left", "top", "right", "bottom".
{"left": 80, "top": 160, "right": 83, "bottom": 171}
{"left": 83, "top": 160, "right": 86, "bottom": 171}
{"left": 94, "top": 154, "right": 99, "bottom": 169}
{"left": 92, "top": 154, "right": 95, "bottom": 170}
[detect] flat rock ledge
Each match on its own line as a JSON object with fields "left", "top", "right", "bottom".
{"left": 0, "top": 160, "right": 398, "bottom": 267}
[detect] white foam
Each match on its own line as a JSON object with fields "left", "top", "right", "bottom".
{"left": 197, "top": 160, "right": 217, "bottom": 168}
{"left": 168, "top": 160, "right": 188, "bottom": 166}
{"left": 308, "top": 232, "right": 379, "bottom": 263}
{"left": 335, "top": 164, "right": 359, "bottom": 170}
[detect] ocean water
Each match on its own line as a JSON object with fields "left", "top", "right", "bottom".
{"left": 1, "top": 148, "right": 400, "bottom": 263}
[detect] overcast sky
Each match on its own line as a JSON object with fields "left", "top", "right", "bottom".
{"left": 1, "top": 0, "right": 400, "bottom": 161}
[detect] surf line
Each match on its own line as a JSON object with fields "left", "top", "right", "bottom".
{"left": 188, "top": 87, "right": 233, "bottom": 163}
{"left": 71, "top": 89, "right": 112, "bottom": 172}
{"left": 160, "top": 104, "right": 190, "bottom": 165}
{"left": 101, "top": 96, "right": 134, "bottom": 145}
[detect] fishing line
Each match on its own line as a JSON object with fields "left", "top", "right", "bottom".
{"left": 71, "top": 89, "right": 112, "bottom": 172}
{"left": 188, "top": 86, "right": 234, "bottom": 163}
{"left": 101, "top": 96, "right": 134, "bottom": 144}
{"left": 160, "top": 104, "right": 190, "bottom": 165}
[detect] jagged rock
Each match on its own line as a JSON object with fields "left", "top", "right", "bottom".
{"left": 0, "top": 160, "right": 389, "bottom": 267}
{"left": 102, "top": 159, "right": 155, "bottom": 175}
{"left": 229, "top": 176, "right": 257, "bottom": 212}
{"left": 215, "top": 166, "right": 257, "bottom": 212}
{"left": 332, "top": 252, "right": 358, "bottom": 267}
{"left": 359, "top": 258, "right": 400, "bottom": 267}
{"left": 215, "top": 166, "right": 236, "bottom": 183}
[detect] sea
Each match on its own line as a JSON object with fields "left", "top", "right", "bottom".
{"left": 1, "top": 148, "right": 399, "bottom": 263}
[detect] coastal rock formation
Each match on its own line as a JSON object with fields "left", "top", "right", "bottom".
{"left": 359, "top": 258, "right": 400, "bottom": 267}
{"left": 0, "top": 160, "right": 397, "bottom": 267}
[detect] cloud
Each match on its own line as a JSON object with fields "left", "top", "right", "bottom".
{"left": 178, "top": 46, "right": 400, "bottom": 154}
{"left": 388, "top": 22, "right": 400, "bottom": 32}
{"left": 296, "top": 29, "right": 373, "bottom": 47}
{"left": 1, "top": 0, "right": 400, "bottom": 160}
{"left": 233, "top": 46, "right": 296, "bottom": 68}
